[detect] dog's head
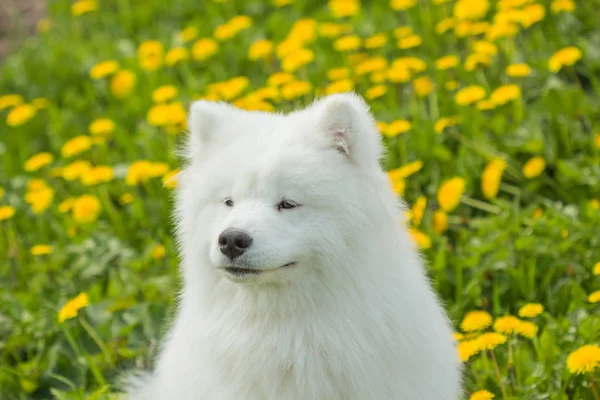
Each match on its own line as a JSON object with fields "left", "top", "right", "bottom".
{"left": 175, "top": 93, "right": 391, "bottom": 285}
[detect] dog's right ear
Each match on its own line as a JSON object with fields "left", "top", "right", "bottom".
{"left": 185, "top": 100, "right": 227, "bottom": 160}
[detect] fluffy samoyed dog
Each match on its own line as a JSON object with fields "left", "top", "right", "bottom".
{"left": 127, "top": 93, "right": 461, "bottom": 399}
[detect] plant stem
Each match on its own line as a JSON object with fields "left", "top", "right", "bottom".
{"left": 490, "top": 350, "right": 508, "bottom": 400}
{"left": 590, "top": 375, "right": 600, "bottom": 400}
{"left": 462, "top": 196, "right": 502, "bottom": 214}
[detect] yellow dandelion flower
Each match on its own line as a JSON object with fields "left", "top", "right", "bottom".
{"left": 593, "top": 262, "right": 600, "bottom": 275}
{"left": 0, "top": 206, "right": 16, "bottom": 221}
{"left": 163, "top": 170, "right": 180, "bottom": 189}
{"left": 453, "top": 0, "right": 489, "bottom": 20}
{"left": 72, "top": 195, "right": 101, "bottom": 223}
{"left": 437, "top": 177, "right": 466, "bottom": 212}
{"left": 58, "top": 198, "right": 75, "bottom": 213}
{"left": 433, "top": 210, "right": 448, "bottom": 234}
{"left": 151, "top": 244, "right": 166, "bottom": 259}
{"left": 318, "top": 22, "right": 350, "bottom": 38}
{"left": 397, "top": 35, "right": 421, "bottom": 49}
{"left": 355, "top": 57, "right": 388, "bottom": 75}
{"left": 388, "top": 67, "right": 411, "bottom": 83}
{"left": 58, "top": 292, "right": 89, "bottom": 323}
{"left": 0, "top": 94, "right": 23, "bottom": 110}
{"left": 589, "top": 290, "right": 600, "bottom": 303}
{"left": 365, "top": 34, "right": 387, "bottom": 49}
{"left": 7, "top": 104, "right": 36, "bottom": 127}
{"left": 461, "top": 311, "right": 492, "bottom": 332}
{"left": 71, "top": 0, "right": 97, "bottom": 16}
{"left": 282, "top": 48, "right": 315, "bottom": 72}
{"left": 458, "top": 339, "right": 482, "bottom": 362}
{"left": 549, "top": 47, "right": 582, "bottom": 73}
{"left": 522, "top": 156, "right": 545, "bottom": 178}
{"left": 334, "top": 35, "right": 362, "bottom": 52}
{"left": 328, "top": 0, "right": 360, "bottom": 18}
{"left": 394, "top": 26, "right": 413, "bottom": 38}
{"left": 477, "top": 332, "right": 507, "bottom": 350}
{"left": 411, "top": 197, "right": 427, "bottom": 227}
{"left": 515, "top": 321, "right": 538, "bottom": 338}
{"left": 120, "top": 193, "right": 134, "bottom": 205}
{"left": 31, "top": 244, "right": 53, "bottom": 256}
{"left": 409, "top": 229, "right": 431, "bottom": 249}
{"left": 389, "top": 175, "right": 406, "bottom": 196}
{"left": 138, "top": 40, "right": 164, "bottom": 71}
{"left": 249, "top": 40, "right": 273, "bottom": 61}
{"left": 281, "top": 80, "right": 312, "bottom": 100}
{"left": 24, "top": 153, "right": 53, "bottom": 172}
{"left": 273, "top": 0, "right": 293, "bottom": 6}
{"left": 453, "top": 332, "right": 464, "bottom": 342}
{"left": 267, "top": 72, "right": 295, "bottom": 87}
{"left": 89, "top": 60, "right": 119, "bottom": 79}
{"left": 385, "top": 120, "right": 412, "bottom": 137}
{"left": 464, "top": 53, "right": 491, "bottom": 72}
{"left": 518, "top": 303, "right": 544, "bottom": 318}
{"left": 152, "top": 85, "right": 178, "bottom": 103}
{"left": 192, "top": 38, "right": 219, "bottom": 61}
{"left": 567, "top": 345, "right": 600, "bottom": 374}
{"left": 26, "top": 184, "right": 53, "bottom": 214}
{"left": 61, "top": 136, "right": 92, "bottom": 158}
{"left": 469, "top": 390, "right": 495, "bottom": 400}
{"left": 413, "top": 76, "right": 433, "bottom": 97}
{"left": 214, "top": 15, "right": 252, "bottom": 41}
{"left": 435, "top": 55, "right": 459, "bottom": 70}
{"left": 62, "top": 161, "right": 91, "bottom": 181}
{"left": 89, "top": 118, "right": 115, "bottom": 138}
{"left": 476, "top": 99, "right": 497, "bottom": 111}
{"left": 387, "top": 160, "right": 422, "bottom": 180}
{"left": 365, "top": 85, "right": 387, "bottom": 100}
{"left": 327, "top": 67, "right": 350, "bottom": 81}
{"left": 81, "top": 166, "right": 114, "bottom": 186}
{"left": 493, "top": 315, "right": 522, "bottom": 334}
{"left": 392, "top": 57, "right": 426, "bottom": 73}
{"left": 165, "top": 47, "right": 189, "bottom": 66}
{"left": 551, "top": 0, "right": 575, "bottom": 13}
{"left": 325, "top": 79, "right": 355, "bottom": 95}
{"left": 481, "top": 158, "right": 506, "bottom": 200}
{"left": 490, "top": 84, "right": 521, "bottom": 105}
{"left": 436, "top": 18, "right": 455, "bottom": 34}
{"left": 472, "top": 40, "right": 497, "bottom": 56}
{"left": 110, "top": 69, "right": 136, "bottom": 99}
{"left": 435, "top": 116, "right": 460, "bottom": 134}
{"left": 178, "top": 26, "right": 198, "bottom": 43}
{"left": 506, "top": 63, "right": 531, "bottom": 77}
{"left": 455, "top": 86, "right": 486, "bottom": 105}
{"left": 287, "top": 19, "right": 317, "bottom": 46}
{"left": 390, "top": 0, "right": 416, "bottom": 11}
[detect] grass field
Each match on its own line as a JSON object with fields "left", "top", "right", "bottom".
{"left": 1, "top": 0, "right": 600, "bottom": 398}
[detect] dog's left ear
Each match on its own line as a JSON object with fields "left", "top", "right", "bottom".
{"left": 314, "top": 93, "right": 383, "bottom": 165}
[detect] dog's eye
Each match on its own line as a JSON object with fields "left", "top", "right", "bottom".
{"left": 223, "top": 198, "right": 234, "bottom": 207}
{"left": 277, "top": 199, "right": 298, "bottom": 211}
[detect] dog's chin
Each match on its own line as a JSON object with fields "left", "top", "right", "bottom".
{"left": 218, "top": 262, "right": 297, "bottom": 282}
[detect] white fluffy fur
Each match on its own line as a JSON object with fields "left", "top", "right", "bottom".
{"left": 127, "top": 93, "right": 462, "bottom": 399}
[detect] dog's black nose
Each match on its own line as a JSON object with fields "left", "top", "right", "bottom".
{"left": 218, "top": 229, "right": 253, "bottom": 259}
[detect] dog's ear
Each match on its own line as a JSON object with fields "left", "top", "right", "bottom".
{"left": 314, "top": 93, "right": 383, "bottom": 165}
{"left": 185, "top": 100, "right": 229, "bottom": 160}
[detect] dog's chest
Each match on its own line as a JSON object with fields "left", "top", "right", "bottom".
{"left": 201, "top": 318, "right": 383, "bottom": 400}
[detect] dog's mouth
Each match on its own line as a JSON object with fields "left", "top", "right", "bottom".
{"left": 222, "top": 262, "right": 296, "bottom": 277}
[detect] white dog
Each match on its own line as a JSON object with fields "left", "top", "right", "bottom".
{"left": 127, "top": 93, "right": 461, "bottom": 399}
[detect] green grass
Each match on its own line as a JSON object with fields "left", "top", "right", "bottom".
{"left": 1, "top": 0, "right": 599, "bottom": 398}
